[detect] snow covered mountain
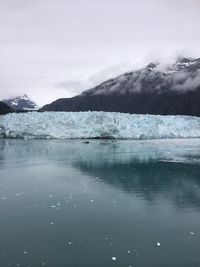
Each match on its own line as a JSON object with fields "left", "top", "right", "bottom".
{"left": 41, "top": 57, "right": 200, "bottom": 116}
{"left": 1, "top": 112, "right": 200, "bottom": 139}
{"left": 3, "top": 94, "right": 38, "bottom": 111}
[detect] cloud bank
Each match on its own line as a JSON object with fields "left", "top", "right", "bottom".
{"left": 0, "top": 0, "right": 200, "bottom": 105}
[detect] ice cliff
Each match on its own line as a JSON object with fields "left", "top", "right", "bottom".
{"left": 0, "top": 112, "right": 200, "bottom": 139}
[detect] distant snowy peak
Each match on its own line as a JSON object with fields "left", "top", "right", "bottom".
{"left": 146, "top": 62, "right": 159, "bottom": 70}
{"left": 165, "top": 57, "right": 200, "bottom": 73}
{"left": 149, "top": 57, "right": 200, "bottom": 72}
{"left": 3, "top": 94, "right": 39, "bottom": 111}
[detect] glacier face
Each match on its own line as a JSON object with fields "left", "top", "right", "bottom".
{"left": 0, "top": 111, "right": 200, "bottom": 139}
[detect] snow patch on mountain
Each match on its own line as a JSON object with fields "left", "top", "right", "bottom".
{"left": 2, "top": 94, "right": 39, "bottom": 110}
{"left": 80, "top": 57, "right": 200, "bottom": 96}
{"left": 0, "top": 112, "right": 200, "bottom": 140}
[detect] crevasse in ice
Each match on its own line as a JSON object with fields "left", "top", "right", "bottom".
{"left": 0, "top": 111, "right": 200, "bottom": 139}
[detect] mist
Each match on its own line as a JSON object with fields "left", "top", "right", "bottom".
{"left": 0, "top": 0, "right": 200, "bottom": 105}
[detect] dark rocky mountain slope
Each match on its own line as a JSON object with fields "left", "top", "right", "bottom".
{"left": 41, "top": 57, "right": 200, "bottom": 116}
{"left": 0, "top": 102, "right": 14, "bottom": 115}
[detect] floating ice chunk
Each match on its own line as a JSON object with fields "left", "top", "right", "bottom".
{"left": 77, "top": 237, "right": 82, "bottom": 244}
{"left": 1, "top": 112, "right": 200, "bottom": 139}
{"left": 112, "top": 257, "right": 117, "bottom": 261}
{"left": 157, "top": 242, "right": 161, "bottom": 246}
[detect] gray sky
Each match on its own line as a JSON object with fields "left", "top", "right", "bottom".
{"left": 0, "top": 0, "right": 200, "bottom": 106}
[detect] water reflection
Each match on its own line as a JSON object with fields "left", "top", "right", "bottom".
{"left": 1, "top": 138, "right": 200, "bottom": 164}
{"left": 1, "top": 139, "right": 200, "bottom": 267}
{"left": 74, "top": 160, "right": 200, "bottom": 209}
{"left": 1, "top": 139, "right": 200, "bottom": 210}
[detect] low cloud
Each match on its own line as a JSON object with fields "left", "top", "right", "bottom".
{"left": 56, "top": 79, "right": 89, "bottom": 95}
{"left": 86, "top": 59, "right": 200, "bottom": 96}
{"left": 174, "top": 70, "right": 200, "bottom": 92}
{"left": 1, "top": 0, "right": 200, "bottom": 104}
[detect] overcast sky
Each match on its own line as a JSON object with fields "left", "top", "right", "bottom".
{"left": 0, "top": 0, "right": 200, "bottom": 106}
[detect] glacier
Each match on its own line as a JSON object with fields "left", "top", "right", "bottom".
{"left": 0, "top": 111, "right": 200, "bottom": 139}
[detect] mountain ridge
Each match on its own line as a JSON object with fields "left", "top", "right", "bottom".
{"left": 2, "top": 94, "right": 38, "bottom": 111}
{"left": 41, "top": 57, "right": 200, "bottom": 116}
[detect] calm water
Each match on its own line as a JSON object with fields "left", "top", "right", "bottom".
{"left": 1, "top": 139, "right": 200, "bottom": 267}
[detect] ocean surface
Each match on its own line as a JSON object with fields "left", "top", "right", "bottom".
{"left": 0, "top": 139, "right": 200, "bottom": 267}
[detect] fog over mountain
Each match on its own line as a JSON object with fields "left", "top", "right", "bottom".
{"left": 82, "top": 58, "right": 200, "bottom": 95}
{"left": 0, "top": 0, "right": 200, "bottom": 105}
{"left": 41, "top": 57, "right": 200, "bottom": 116}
